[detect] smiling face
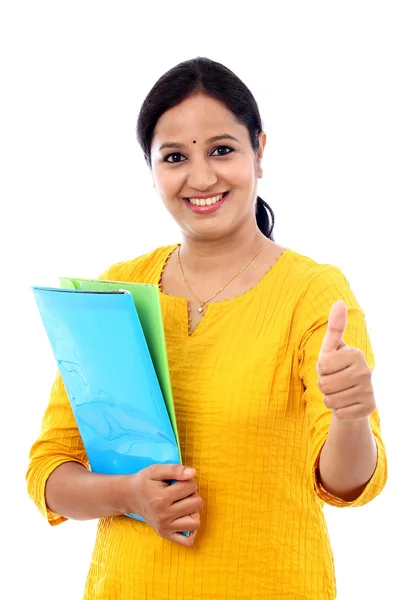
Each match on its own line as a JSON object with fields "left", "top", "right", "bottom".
{"left": 150, "top": 93, "right": 266, "bottom": 240}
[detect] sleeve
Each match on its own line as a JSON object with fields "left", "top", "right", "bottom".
{"left": 297, "top": 265, "right": 388, "bottom": 508}
{"left": 26, "top": 371, "right": 90, "bottom": 526}
{"left": 26, "top": 266, "right": 115, "bottom": 525}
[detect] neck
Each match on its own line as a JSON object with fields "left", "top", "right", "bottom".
{"left": 179, "top": 222, "right": 268, "bottom": 277}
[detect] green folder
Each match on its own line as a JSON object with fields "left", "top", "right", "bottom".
{"left": 59, "top": 276, "right": 181, "bottom": 459}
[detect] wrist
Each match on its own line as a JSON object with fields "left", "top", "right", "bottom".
{"left": 114, "top": 473, "right": 140, "bottom": 517}
{"left": 330, "top": 413, "right": 370, "bottom": 430}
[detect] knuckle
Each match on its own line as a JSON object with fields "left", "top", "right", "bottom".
{"left": 353, "top": 347, "right": 366, "bottom": 363}
{"left": 334, "top": 408, "right": 347, "bottom": 421}
{"left": 150, "top": 497, "right": 164, "bottom": 513}
{"left": 363, "top": 367, "right": 372, "bottom": 379}
{"left": 176, "top": 533, "right": 191, "bottom": 547}
{"left": 362, "top": 381, "right": 373, "bottom": 393}
{"left": 188, "top": 494, "right": 202, "bottom": 511}
{"left": 193, "top": 515, "right": 201, "bottom": 529}
{"left": 155, "top": 511, "right": 168, "bottom": 528}
{"left": 147, "top": 464, "right": 160, "bottom": 479}
{"left": 318, "top": 377, "right": 328, "bottom": 394}
{"left": 185, "top": 535, "right": 196, "bottom": 547}
{"left": 318, "top": 358, "right": 328, "bottom": 373}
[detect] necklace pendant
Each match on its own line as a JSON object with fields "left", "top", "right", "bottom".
{"left": 197, "top": 305, "right": 204, "bottom": 314}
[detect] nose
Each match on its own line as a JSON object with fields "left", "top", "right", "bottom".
{"left": 186, "top": 158, "right": 218, "bottom": 191}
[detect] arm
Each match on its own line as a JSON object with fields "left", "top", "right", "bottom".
{"left": 26, "top": 370, "right": 92, "bottom": 525}
{"left": 316, "top": 300, "right": 380, "bottom": 501}
{"left": 317, "top": 416, "right": 377, "bottom": 501}
{"left": 27, "top": 371, "right": 126, "bottom": 523}
{"left": 298, "top": 266, "right": 387, "bottom": 507}
{"left": 27, "top": 372, "right": 202, "bottom": 545}
{"left": 45, "top": 461, "right": 202, "bottom": 543}
{"left": 45, "top": 462, "right": 128, "bottom": 521}
{"left": 27, "top": 266, "right": 118, "bottom": 525}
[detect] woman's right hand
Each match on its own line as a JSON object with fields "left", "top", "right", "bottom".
{"left": 125, "top": 464, "right": 203, "bottom": 546}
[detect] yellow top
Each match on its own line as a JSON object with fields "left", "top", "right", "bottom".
{"left": 27, "top": 245, "right": 387, "bottom": 600}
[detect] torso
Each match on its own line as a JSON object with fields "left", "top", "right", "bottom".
{"left": 159, "top": 240, "right": 287, "bottom": 334}
{"left": 82, "top": 243, "right": 348, "bottom": 599}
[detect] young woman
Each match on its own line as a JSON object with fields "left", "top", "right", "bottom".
{"left": 27, "top": 57, "right": 387, "bottom": 599}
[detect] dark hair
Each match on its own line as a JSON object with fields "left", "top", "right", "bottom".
{"left": 136, "top": 57, "right": 275, "bottom": 239}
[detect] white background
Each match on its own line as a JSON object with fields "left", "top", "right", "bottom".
{"left": 1, "top": 1, "right": 399, "bottom": 598}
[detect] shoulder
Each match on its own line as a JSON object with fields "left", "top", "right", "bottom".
{"left": 285, "top": 248, "right": 367, "bottom": 336}
{"left": 284, "top": 247, "right": 350, "bottom": 294}
{"left": 98, "top": 244, "right": 178, "bottom": 284}
{"left": 286, "top": 249, "right": 374, "bottom": 366}
{"left": 282, "top": 247, "right": 364, "bottom": 318}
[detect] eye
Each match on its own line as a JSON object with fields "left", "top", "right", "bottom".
{"left": 164, "top": 152, "right": 186, "bottom": 164}
{"left": 210, "top": 145, "right": 234, "bottom": 157}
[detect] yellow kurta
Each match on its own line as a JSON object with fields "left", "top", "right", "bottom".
{"left": 27, "top": 245, "right": 387, "bottom": 599}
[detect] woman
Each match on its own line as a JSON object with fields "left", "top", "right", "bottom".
{"left": 27, "top": 57, "right": 387, "bottom": 599}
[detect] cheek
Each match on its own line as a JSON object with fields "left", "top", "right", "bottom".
{"left": 154, "top": 167, "right": 184, "bottom": 200}
{"left": 222, "top": 156, "right": 256, "bottom": 187}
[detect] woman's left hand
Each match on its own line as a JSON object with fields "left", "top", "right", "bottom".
{"left": 316, "top": 300, "right": 376, "bottom": 421}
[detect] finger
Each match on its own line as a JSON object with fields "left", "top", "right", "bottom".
{"left": 165, "top": 480, "right": 198, "bottom": 503}
{"left": 317, "top": 345, "right": 354, "bottom": 376}
{"left": 170, "top": 512, "right": 201, "bottom": 534}
{"left": 332, "top": 401, "right": 375, "bottom": 421}
{"left": 169, "top": 493, "right": 204, "bottom": 519}
{"left": 148, "top": 464, "right": 196, "bottom": 482}
{"left": 323, "top": 386, "right": 361, "bottom": 409}
{"left": 318, "top": 364, "right": 362, "bottom": 395}
{"left": 320, "top": 300, "right": 348, "bottom": 354}
{"left": 170, "top": 529, "right": 198, "bottom": 547}
{"left": 324, "top": 384, "right": 375, "bottom": 411}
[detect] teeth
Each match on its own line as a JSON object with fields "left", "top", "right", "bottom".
{"left": 188, "top": 193, "right": 224, "bottom": 206}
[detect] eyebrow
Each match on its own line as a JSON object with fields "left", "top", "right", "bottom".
{"left": 159, "top": 134, "right": 240, "bottom": 152}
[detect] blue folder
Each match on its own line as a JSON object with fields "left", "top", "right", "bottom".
{"left": 31, "top": 286, "right": 181, "bottom": 523}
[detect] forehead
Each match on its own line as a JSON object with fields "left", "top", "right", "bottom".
{"left": 152, "top": 94, "right": 246, "bottom": 143}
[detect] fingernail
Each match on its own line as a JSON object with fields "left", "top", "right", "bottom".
{"left": 183, "top": 467, "right": 195, "bottom": 476}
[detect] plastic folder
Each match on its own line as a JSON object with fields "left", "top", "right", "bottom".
{"left": 59, "top": 276, "right": 180, "bottom": 457}
{"left": 31, "top": 286, "right": 181, "bottom": 523}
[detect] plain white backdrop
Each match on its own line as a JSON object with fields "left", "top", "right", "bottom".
{"left": 1, "top": 1, "right": 399, "bottom": 598}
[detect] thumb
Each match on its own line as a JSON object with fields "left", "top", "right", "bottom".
{"left": 148, "top": 464, "right": 196, "bottom": 482}
{"left": 320, "top": 300, "right": 348, "bottom": 353}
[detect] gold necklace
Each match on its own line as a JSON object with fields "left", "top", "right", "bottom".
{"left": 177, "top": 238, "right": 271, "bottom": 314}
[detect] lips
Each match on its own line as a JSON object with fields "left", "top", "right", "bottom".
{"left": 183, "top": 191, "right": 230, "bottom": 214}
{"left": 184, "top": 192, "right": 228, "bottom": 206}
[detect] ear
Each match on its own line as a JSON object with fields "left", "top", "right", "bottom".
{"left": 256, "top": 132, "right": 267, "bottom": 178}
{"left": 257, "top": 131, "right": 267, "bottom": 161}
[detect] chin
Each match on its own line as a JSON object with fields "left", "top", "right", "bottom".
{"left": 188, "top": 221, "right": 240, "bottom": 241}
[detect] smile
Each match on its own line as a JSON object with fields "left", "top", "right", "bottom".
{"left": 186, "top": 193, "right": 226, "bottom": 207}
{"left": 183, "top": 191, "right": 230, "bottom": 214}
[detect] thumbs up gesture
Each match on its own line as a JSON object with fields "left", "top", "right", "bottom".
{"left": 316, "top": 301, "right": 376, "bottom": 421}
